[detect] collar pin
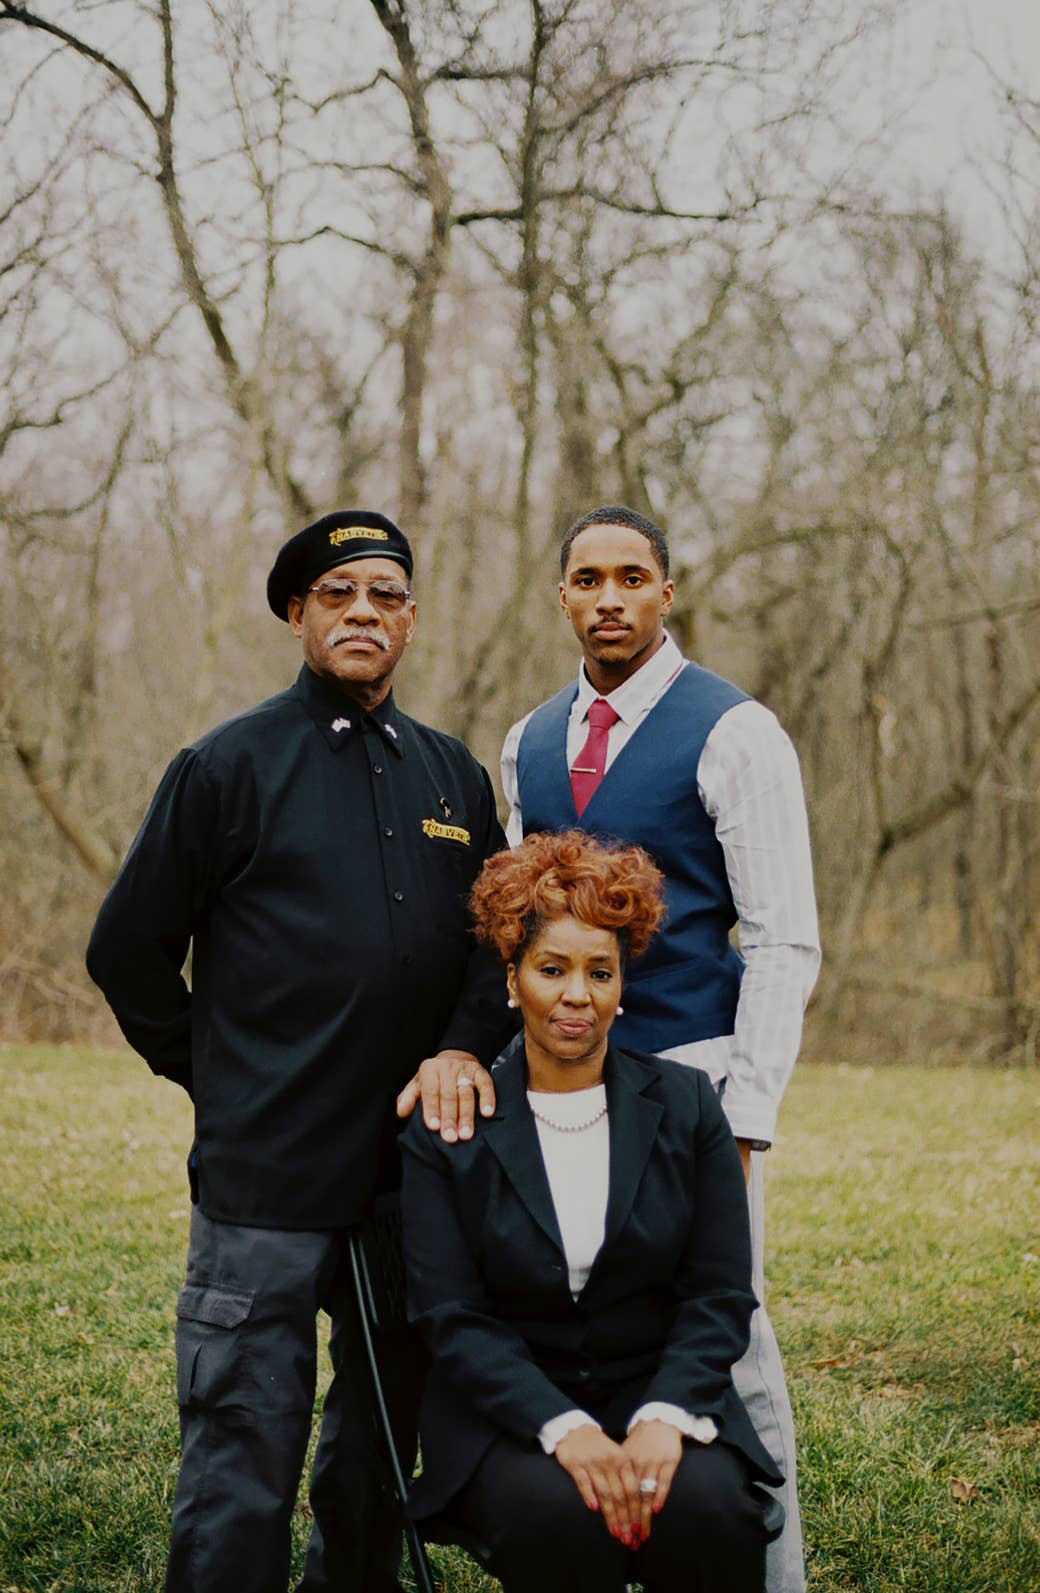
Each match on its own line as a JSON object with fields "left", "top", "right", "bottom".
{"left": 331, "top": 717, "right": 351, "bottom": 733}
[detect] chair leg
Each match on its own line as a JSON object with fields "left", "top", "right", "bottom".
{"left": 347, "top": 1235, "right": 439, "bottom": 1593}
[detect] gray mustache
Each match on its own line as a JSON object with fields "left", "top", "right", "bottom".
{"left": 332, "top": 627, "right": 390, "bottom": 651}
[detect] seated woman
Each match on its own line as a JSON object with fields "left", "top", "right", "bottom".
{"left": 400, "top": 830, "right": 781, "bottom": 1593}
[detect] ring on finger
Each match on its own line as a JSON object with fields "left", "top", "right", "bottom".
{"left": 456, "top": 1076, "right": 475, "bottom": 1091}
{"left": 638, "top": 1477, "right": 659, "bottom": 1495}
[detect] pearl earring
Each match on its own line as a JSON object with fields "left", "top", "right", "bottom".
{"left": 616, "top": 1005, "right": 624, "bottom": 1015}
{"left": 507, "top": 997, "right": 517, "bottom": 1009}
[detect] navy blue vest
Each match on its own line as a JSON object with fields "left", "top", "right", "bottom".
{"left": 516, "top": 663, "right": 749, "bottom": 1052}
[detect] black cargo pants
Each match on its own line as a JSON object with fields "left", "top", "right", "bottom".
{"left": 165, "top": 1207, "right": 422, "bottom": 1593}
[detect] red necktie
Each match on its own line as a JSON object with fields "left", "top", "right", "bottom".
{"left": 570, "top": 698, "right": 620, "bottom": 816}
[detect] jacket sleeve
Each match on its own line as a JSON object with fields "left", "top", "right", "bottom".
{"left": 85, "top": 748, "right": 222, "bottom": 1096}
{"left": 401, "top": 1121, "right": 577, "bottom": 1440}
{"left": 640, "top": 1071, "right": 759, "bottom": 1414}
{"left": 435, "top": 762, "right": 515, "bottom": 1064}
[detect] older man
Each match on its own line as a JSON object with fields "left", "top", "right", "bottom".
{"left": 87, "top": 511, "right": 509, "bottom": 1593}
{"left": 500, "top": 506, "right": 821, "bottom": 1593}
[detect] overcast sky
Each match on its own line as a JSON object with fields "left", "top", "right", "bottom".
{"left": 877, "top": 0, "right": 1039, "bottom": 251}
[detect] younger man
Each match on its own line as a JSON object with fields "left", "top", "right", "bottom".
{"left": 501, "top": 506, "right": 821, "bottom": 1593}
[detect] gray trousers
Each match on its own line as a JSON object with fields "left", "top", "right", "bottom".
{"left": 166, "top": 1208, "right": 422, "bottom": 1593}
{"left": 732, "top": 1152, "right": 805, "bottom": 1593}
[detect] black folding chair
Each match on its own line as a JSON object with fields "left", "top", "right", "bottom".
{"left": 347, "top": 1193, "right": 494, "bottom": 1593}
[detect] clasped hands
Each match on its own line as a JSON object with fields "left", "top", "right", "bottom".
{"left": 554, "top": 1419, "right": 683, "bottom": 1548}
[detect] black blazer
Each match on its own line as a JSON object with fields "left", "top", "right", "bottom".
{"left": 400, "top": 1038, "right": 782, "bottom": 1519}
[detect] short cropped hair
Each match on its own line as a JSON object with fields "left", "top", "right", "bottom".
{"left": 560, "top": 505, "right": 670, "bottom": 579}
{"left": 470, "top": 830, "right": 665, "bottom": 965}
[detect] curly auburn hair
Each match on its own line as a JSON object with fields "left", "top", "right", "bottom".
{"left": 470, "top": 830, "right": 665, "bottom": 965}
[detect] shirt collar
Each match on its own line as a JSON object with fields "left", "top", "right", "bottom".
{"left": 574, "top": 631, "right": 683, "bottom": 725}
{"left": 293, "top": 665, "right": 406, "bottom": 756}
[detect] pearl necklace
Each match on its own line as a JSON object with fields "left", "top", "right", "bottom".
{"left": 529, "top": 1100, "right": 608, "bottom": 1134}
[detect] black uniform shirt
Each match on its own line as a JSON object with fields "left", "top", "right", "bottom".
{"left": 87, "top": 665, "right": 510, "bottom": 1229}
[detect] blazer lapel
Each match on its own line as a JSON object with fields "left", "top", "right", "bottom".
{"left": 484, "top": 1040, "right": 565, "bottom": 1255}
{"left": 598, "top": 1046, "right": 663, "bottom": 1253}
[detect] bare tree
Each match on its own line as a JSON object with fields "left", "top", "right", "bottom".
{"left": 2, "top": 0, "right": 1036, "bottom": 1058}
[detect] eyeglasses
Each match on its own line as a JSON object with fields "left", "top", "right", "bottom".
{"left": 305, "top": 577, "right": 413, "bottom": 613}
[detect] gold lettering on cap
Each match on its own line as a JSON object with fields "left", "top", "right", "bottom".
{"left": 422, "top": 818, "right": 471, "bottom": 846}
{"left": 329, "top": 526, "right": 390, "bottom": 546}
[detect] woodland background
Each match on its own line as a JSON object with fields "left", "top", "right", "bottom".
{"left": 1, "top": 0, "right": 1038, "bottom": 1065}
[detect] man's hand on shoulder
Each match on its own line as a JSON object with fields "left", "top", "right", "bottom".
{"left": 396, "top": 1049, "right": 496, "bottom": 1143}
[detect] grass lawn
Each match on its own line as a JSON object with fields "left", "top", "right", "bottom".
{"left": 0, "top": 1047, "right": 1037, "bottom": 1592}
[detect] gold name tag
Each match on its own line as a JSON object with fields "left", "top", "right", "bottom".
{"left": 329, "top": 526, "right": 389, "bottom": 546}
{"left": 422, "top": 818, "right": 471, "bottom": 846}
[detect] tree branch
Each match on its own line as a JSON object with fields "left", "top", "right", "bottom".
{"left": 0, "top": 3, "right": 159, "bottom": 125}
{"left": 0, "top": 692, "right": 118, "bottom": 883}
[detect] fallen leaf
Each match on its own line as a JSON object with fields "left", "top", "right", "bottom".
{"left": 812, "top": 1356, "right": 841, "bottom": 1369}
{"left": 950, "top": 1478, "right": 979, "bottom": 1504}
{"left": 54, "top": 1304, "right": 72, "bottom": 1317}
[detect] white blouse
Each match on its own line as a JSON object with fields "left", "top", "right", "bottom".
{"left": 527, "top": 1084, "right": 610, "bottom": 1298}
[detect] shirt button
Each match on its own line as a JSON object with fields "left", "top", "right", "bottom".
{"left": 383, "top": 826, "right": 393, "bottom": 838}
{"left": 393, "top": 891, "right": 404, "bottom": 902}
{"left": 372, "top": 764, "right": 383, "bottom": 775}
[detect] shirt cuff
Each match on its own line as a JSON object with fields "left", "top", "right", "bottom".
{"left": 721, "top": 1100, "right": 778, "bottom": 1145}
{"left": 538, "top": 1409, "right": 601, "bottom": 1455}
{"left": 627, "top": 1403, "right": 718, "bottom": 1444}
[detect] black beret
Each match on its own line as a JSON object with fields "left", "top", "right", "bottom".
{"left": 267, "top": 510, "right": 413, "bottom": 621}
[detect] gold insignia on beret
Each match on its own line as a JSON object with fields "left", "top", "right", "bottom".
{"left": 329, "top": 526, "right": 390, "bottom": 546}
{"left": 422, "top": 818, "right": 471, "bottom": 846}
